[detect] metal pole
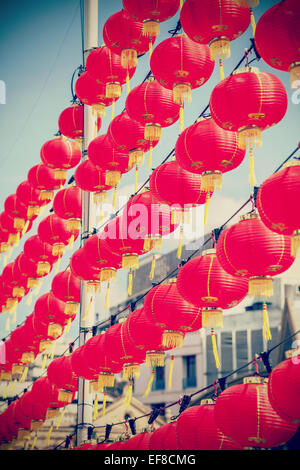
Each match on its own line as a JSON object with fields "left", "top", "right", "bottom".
{"left": 76, "top": 0, "right": 98, "bottom": 446}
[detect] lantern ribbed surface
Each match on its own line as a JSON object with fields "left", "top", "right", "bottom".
{"left": 254, "top": 2, "right": 300, "bottom": 87}
{"left": 74, "top": 159, "right": 114, "bottom": 195}
{"left": 58, "top": 104, "right": 101, "bottom": 141}
{"left": 27, "top": 163, "right": 66, "bottom": 192}
{"left": 176, "top": 402, "right": 243, "bottom": 450}
{"left": 268, "top": 356, "right": 300, "bottom": 424}
{"left": 75, "top": 71, "right": 116, "bottom": 112}
{"left": 51, "top": 269, "right": 81, "bottom": 308}
{"left": 47, "top": 356, "right": 78, "bottom": 396}
{"left": 70, "top": 247, "right": 102, "bottom": 283}
{"left": 150, "top": 34, "right": 214, "bottom": 104}
{"left": 53, "top": 186, "right": 82, "bottom": 229}
{"left": 118, "top": 432, "right": 151, "bottom": 450}
{"left": 123, "top": 0, "right": 180, "bottom": 26}
{"left": 214, "top": 379, "right": 299, "bottom": 448}
{"left": 40, "top": 137, "right": 81, "bottom": 173}
{"left": 256, "top": 161, "right": 300, "bottom": 257}
{"left": 38, "top": 214, "right": 79, "bottom": 253}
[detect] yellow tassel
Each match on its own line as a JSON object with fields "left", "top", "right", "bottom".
{"left": 12, "top": 307, "right": 17, "bottom": 324}
{"left": 146, "top": 351, "right": 165, "bottom": 368}
{"left": 168, "top": 355, "right": 174, "bottom": 390}
{"left": 112, "top": 100, "right": 115, "bottom": 120}
{"left": 262, "top": 302, "right": 272, "bottom": 341}
{"left": 82, "top": 296, "right": 93, "bottom": 321}
{"left": 143, "top": 369, "right": 155, "bottom": 397}
{"left": 149, "top": 41, "right": 153, "bottom": 57}
{"left": 219, "top": 59, "right": 225, "bottom": 81}
{"left": 249, "top": 148, "right": 257, "bottom": 186}
{"left": 102, "top": 392, "right": 107, "bottom": 417}
{"left": 180, "top": 0, "right": 183, "bottom": 8}
{"left": 250, "top": 9, "right": 256, "bottom": 35}
{"left": 3, "top": 382, "right": 10, "bottom": 399}
{"left": 249, "top": 276, "right": 273, "bottom": 297}
{"left": 204, "top": 192, "right": 211, "bottom": 226}
{"left": 65, "top": 317, "right": 72, "bottom": 334}
{"left": 148, "top": 143, "right": 153, "bottom": 170}
{"left": 105, "top": 282, "right": 110, "bottom": 310}
{"left": 134, "top": 166, "right": 138, "bottom": 193}
{"left": 177, "top": 226, "right": 183, "bottom": 259}
{"left": 93, "top": 395, "right": 98, "bottom": 421}
{"left": 291, "top": 231, "right": 300, "bottom": 257}
{"left": 22, "top": 220, "right": 30, "bottom": 236}
{"left": 5, "top": 314, "right": 10, "bottom": 331}
{"left": 211, "top": 329, "right": 220, "bottom": 369}
{"left": 46, "top": 422, "right": 54, "bottom": 446}
{"left": 150, "top": 255, "right": 156, "bottom": 280}
{"left": 20, "top": 366, "right": 29, "bottom": 383}
{"left": 179, "top": 106, "right": 184, "bottom": 132}
{"left": 112, "top": 186, "right": 117, "bottom": 210}
{"left": 41, "top": 353, "right": 48, "bottom": 371}
{"left": 25, "top": 290, "right": 33, "bottom": 306}
{"left": 33, "top": 279, "right": 43, "bottom": 297}
{"left": 55, "top": 256, "right": 62, "bottom": 274}
{"left": 128, "top": 269, "right": 133, "bottom": 296}
{"left": 162, "top": 330, "right": 184, "bottom": 349}
{"left": 67, "top": 234, "right": 75, "bottom": 250}
{"left": 50, "top": 342, "right": 56, "bottom": 360}
{"left": 126, "top": 70, "right": 130, "bottom": 96}
{"left": 10, "top": 378, "right": 17, "bottom": 395}
{"left": 30, "top": 435, "right": 37, "bottom": 450}
{"left": 202, "top": 308, "right": 223, "bottom": 328}
{"left": 24, "top": 437, "right": 31, "bottom": 450}
{"left": 123, "top": 381, "right": 133, "bottom": 407}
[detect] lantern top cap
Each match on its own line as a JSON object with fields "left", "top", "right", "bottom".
{"left": 232, "top": 66, "right": 260, "bottom": 76}
{"left": 200, "top": 398, "right": 215, "bottom": 405}
{"left": 282, "top": 159, "right": 300, "bottom": 169}
{"left": 243, "top": 376, "right": 268, "bottom": 384}
{"left": 202, "top": 248, "right": 216, "bottom": 256}
{"left": 239, "top": 211, "right": 259, "bottom": 222}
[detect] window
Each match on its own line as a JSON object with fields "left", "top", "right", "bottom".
{"left": 152, "top": 366, "right": 165, "bottom": 391}
{"left": 182, "top": 355, "right": 197, "bottom": 389}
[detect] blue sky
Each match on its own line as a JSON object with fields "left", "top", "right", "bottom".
{"left": 0, "top": 0, "right": 299, "bottom": 341}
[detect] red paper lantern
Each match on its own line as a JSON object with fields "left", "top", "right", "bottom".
{"left": 9, "top": 324, "right": 39, "bottom": 366}
{"left": 51, "top": 270, "right": 81, "bottom": 316}
{"left": 58, "top": 104, "right": 101, "bottom": 145}
{"left": 71, "top": 345, "right": 99, "bottom": 382}
{"left": 216, "top": 212, "right": 295, "bottom": 298}
{"left": 83, "top": 232, "right": 122, "bottom": 283}
{"left": 103, "top": 10, "right": 157, "bottom": 69}
{"left": 256, "top": 160, "right": 300, "bottom": 258}
{"left": 38, "top": 213, "right": 79, "bottom": 257}
{"left": 23, "top": 235, "right": 58, "bottom": 276}
{"left": 148, "top": 425, "right": 172, "bottom": 450}
{"left": 143, "top": 279, "right": 202, "bottom": 349}
{"left": 176, "top": 400, "right": 243, "bottom": 450}
{"left": 14, "top": 391, "right": 47, "bottom": 432}
{"left": 0, "top": 229, "right": 11, "bottom": 254}
{"left": 74, "top": 159, "right": 114, "bottom": 204}
{"left": 150, "top": 34, "right": 214, "bottom": 106}
{"left": 176, "top": 249, "right": 248, "bottom": 328}
{"left": 104, "top": 322, "right": 146, "bottom": 380}
{"left": 31, "top": 377, "right": 74, "bottom": 419}
{"left": 86, "top": 45, "right": 136, "bottom": 99}
{"left": 214, "top": 376, "right": 298, "bottom": 448}
{"left": 0, "top": 211, "right": 32, "bottom": 245}
{"left": 149, "top": 160, "right": 208, "bottom": 224}
{"left": 2, "top": 261, "right": 27, "bottom": 300}
{"left": 163, "top": 422, "right": 181, "bottom": 450}
{"left": 14, "top": 253, "right": 50, "bottom": 289}
{"left": 106, "top": 110, "right": 159, "bottom": 168}
{"left": 33, "top": 292, "right": 72, "bottom": 340}
{"left": 125, "top": 79, "right": 181, "bottom": 142}
{"left": 27, "top": 163, "right": 66, "bottom": 202}
{"left": 70, "top": 247, "right": 102, "bottom": 293}
{"left": 268, "top": 355, "right": 300, "bottom": 424}
{"left": 254, "top": 1, "right": 300, "bottom": 89}
{"left": 52, "top": 185, "right": 82, "bottom": 232}
{"left": 119, "top": 432, "right": 151, "bottom": 450}
{"left": 123, "top": 0, "right": 180, "bottom": 37}
{"left": 87, "top": 134, "right": 130, "bottom": 186}
{"left": 16, "top": 180, "right": 49, "bottom": 219}
{"left": 4, "top": 194, "right": 33, "bottom": 231}
{"left": 40, "top": 136, "right": 81, "bottom": 180}
{"left": 180, "top": 0, "right": 251, "bottom": 60}
{"left": 175, "top": 116, "right": 246, "bottom": 194}
{"left": 75, "top": 72, "right": 116, "bottom": 117}
{"left": 209, "top": 67, "right": 288, "bottom": 185}
{"left": 47, "top": 356, "right": 78, "bottom": 403}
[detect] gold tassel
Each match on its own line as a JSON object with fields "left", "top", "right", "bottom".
{"left": 249, "top": 276, "right": 273, "bottom": 297}
{"left": 65, "top": 317, "right": 72, "bottom": 334}
{"left": 149, "top": 41, "right": 153, "bottom": 57}
{"left": 102, "top": 392, "right": 107, "bottom": 417}
{"left": 106, "top": 82, "right": 122, "bottom": 99}
{"left": 105, "top": 170, "right": 121, "bottom": 187}
{"left": 30, "top": 434, "right": 38, "bottom": 450}
{"left": 121, "top": 48, "right": 138, "bottom": 69}
{"left": 134, "top": 165, "right": 138, "bottom": 193}
{"left": 144, "top": 123, "right": 161, "bottom": 142}
{"left": 41, "top": 353, "right": 48, "bottom": 370}
{"left": 36, "top": 261, "right": 51, "bottom": 276}
{"left": 291, "top": 231, "right": 300, "bottom": 257}
{"left": 5, "top": 314, "right": 10, "bottom": 332}
{"left": 204, "top": 192, "right": 211, "bottom": 226}
{"left": 22, "top": 220, "right": 30, "bottom": 236}
{"left": 97, "top": 372, "right": 115, "bottom": 391}
{"left": 249, "top": 148, "right": 257, "bottom": 186}
{"left": 3, "top": 382, "right": 10, "bottom": 399}
{"left": 146, "top": 351, "right": 165, "bottom": 368}
{"left": 123, "top": 363, "right": 140, "bottom": 380}
{"left": 211, "top": 329, "right": 220, "bottom": 369}
{"left": 201, "top": 172, "right": 222, "bottom": 192}
{"left": 180, "top": 0, "right": 183, "bottom": 8}
{"left": 10, "top": 378, "right": 17, "bottom": 395}
{"left": 202, "top": 308, "right": 223, "bottom": 328}
{"left": 55, "top": 256, "right": 62, "bottom": 275}
{"left": 111, "top": 100, "right": 115, "bottom": 120}
{"left": 105, "top": 282, "right": 110, "bottom": 310}
{"left": 250, "top": 9, "right": 256, "bottom": 35}
{"left": 56, "top": 407, "right": 66, "bottom": 429}
{"left": 65, "top": 301, "right": 79, "bottom": 316}
{"left": 123, "top": 381, "right": 133, "bottom": 407}
{"left": 20, "top": 366, "right": 29, "bottom": 383}
{"left": 67, "top": 218, "right": 81, "bottom": 232}
{"left": 148, "top": 143, "right": 153, "bottom": 170}
{"left": 142, "top": 20, "right": 160, "bottom": 37}
{"left": 67, "top": 234, "right": 75, "bottom": 250}
{"left": 168, "top": 355, "right": 174, "bottom": 390}
{"left": 143, "top": 369, "right": 155, "bottom": 397}
{"left": 46, "top": 422, "right": 54, "bottom": 446}
{"left": 238, "top": 126, "right": 262, "bottom": 150}
{"left": 179, "top": 106, "right": 184, "bottom": 132}
{"left": 219, "top": 59, "right": 225, "bottom": 81}
{"left": 13, "top": 217, "right": 25, "bottom": 231}
{"left": 33, "top": 279, "right": 43, "bottom": 297}
{"left": 173, "top": 83, "right": 192, "bottom": 105}
{"left": 126, "top": 70, "right": 130, "bottom": 96}
{"left": 122, "top": 254, "right": 139, "bottom": 270}
{"left": 177, "top": 226, "right": 183, "bottom": 259}
{"left": 49, "top": 342, "right": 56, "bottom": 360}
{"left": 162, "top": 330, "right": 184, "bottom": 349}
{"left": 128, "top": 269, "right": 133, "bottom": 297}
{"left": 112, "top": 185, "right": 117, "bottom": 210}
{"left": 53, "top": 243, "right": 65, "bottom": 257}
{"left": 262, "top": 302, "right": 272, "bottom": 341}
{"left": 24, "top": 437, "right": 31, "bottom": 450}
{"left": 209, "top": 38, "right": 231, "bottom": 61}
{"left": 93, "top": 395, "right": 98, "bottom": 421}
{"left": 150, "top": 255, "right": 156, "bottom": 280}
{"left": 82, "top": 296, "right": 93, "bottom": 321}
